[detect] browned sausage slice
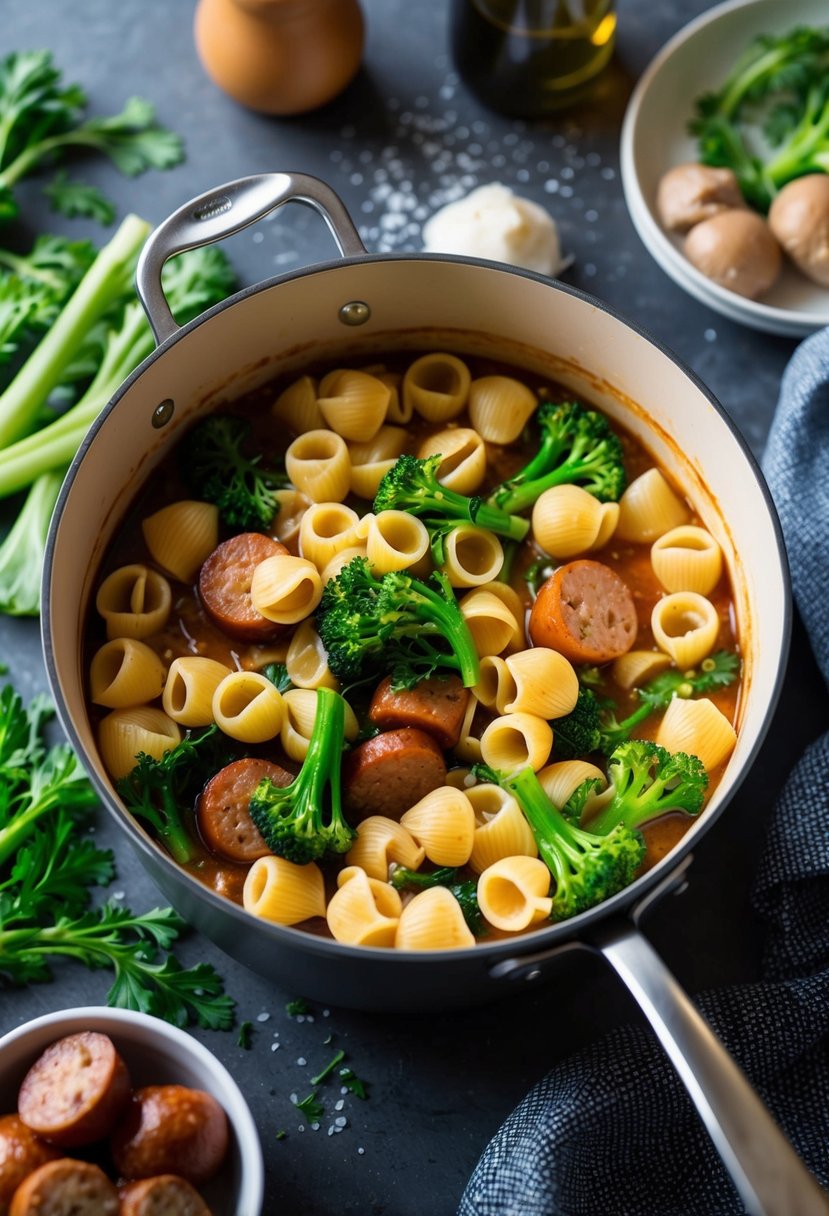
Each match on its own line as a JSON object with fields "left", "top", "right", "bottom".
{"left": 111, "top": 1087, "right": 228, "bottom": 1187}
{"left": 198, "top": 757, "right": 293, "bottom": 862}
{"left": 367, "top": 674, "right": 470, "bottom": 749}
{"left": 17, "top": 1032, "right": 131, "bottom": 1149}
{"left": 343, "top": 728, "right": 447, "bottom": 822}
{"left": 9, "top": 1159, "right": 119, "bottom": 1216}
{"left": 0, "top": 1116, "right": 58, "bottom": 1216}
{"left": 528, "top": 559, "right": 638, "bottom": 664}
{"left": 199, "top": 533, "right": 288, "bottom": 642}
{"left": 119, "top": 1175, "right": 212, "bottom": 1216}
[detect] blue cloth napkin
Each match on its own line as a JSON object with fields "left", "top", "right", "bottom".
{"left": 458, "top": 326, "right": 829, "bottom": 1216}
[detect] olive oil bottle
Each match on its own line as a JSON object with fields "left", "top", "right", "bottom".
{"left": 450, "top": 0, "right": 616, "bottom": 117}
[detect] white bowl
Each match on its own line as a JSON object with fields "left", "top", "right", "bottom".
{"left": 620, "top": 0, "right": 829, "bottom": 337}
{"left": 0, "top": 1007, "right": 264, "bottom": 1216}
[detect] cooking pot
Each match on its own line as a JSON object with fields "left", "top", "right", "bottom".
{"left": 42, "top": 173, "right": 825, "bottom": 1215}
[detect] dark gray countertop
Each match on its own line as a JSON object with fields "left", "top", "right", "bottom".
{"left": 2, "top": 2, "right": 827, "bottom": 1213}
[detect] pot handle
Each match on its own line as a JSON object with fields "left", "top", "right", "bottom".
{"left": 135, "top": 172, "right": 367, "bottom": 345}
{"left": 491, "top": 861, "right": 829, "bottom": 1216}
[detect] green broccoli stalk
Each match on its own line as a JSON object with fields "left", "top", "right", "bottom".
{"left": 373, "top": 454, "right": 529, "bottom": 562}
{"left": 0, "top": 468, "right": 65, "bottom": 615}
{"left": 182, "top": 414, "right": 289, "bottom": 531}
{"left": 488, "top": 400, "right": 626, "bottom": 514}
{"left": 390, "top": 865, "right": 484, "bottom": 936}
{"left": 249, "top": 687, "right": 355, "bottom": 865}
{"left": 553, "top": 652, "right": 740, "bottom": 759}
{"left": 316, "top": 556, "right": 480, "bottom": 691}
{"left": 691, "top": 27, "right": 829, "bottom": 211}
{"left": 579, "top": 740, "right": 708, "bottom": 836}
{"left": 476, "top": 763, "right": 644, "bottom": 922}
{"left": 116, "top": 725, "right": 235, "bottom": 866}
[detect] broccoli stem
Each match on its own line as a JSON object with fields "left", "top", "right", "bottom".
{"left": 0, "top": 214, "right": 150, "bottom": 449}
{"left": 143, "top": 786, "right": 198, "bottom": 867}
{"left": 302, "top": 686, "right": 345, "bottom": 816}
{"left": 501, "top": 767, "right": 578, "bottom": 886}
{"left": 0, "top": 469, "right": 64, "bottom": 615}
{"left": 494, "top": 453, "right": 605, "bottom": 514}
{"left": 765, "top": 92, "right": 829, "bottom": 186}
{"left": 408, "top": 570, "right": 480, "bottom": 687}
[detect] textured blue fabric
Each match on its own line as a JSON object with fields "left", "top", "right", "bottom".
{"left": 458, "top": 327, "right": 829, "bottom": 1216}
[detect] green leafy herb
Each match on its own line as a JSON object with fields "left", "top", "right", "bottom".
{"left": 311, "top": 1048, "right": 346, "bottom": 1085}
{"left": 183, "top": 414, "right": 289, "bottom": 531}
{"left": 295, "top": 1091, "right": 326, "bottom": 1120}
{"left": 286, "top": 997, "right": 310, "bottom": 1017}
{"left": 261, "top": 662, "right": 293, "bottom": 694}
{"left": 0, "top": 469, "right": 65, "bottom": 616}
{"left": 237, "top": 1020, "right": 253, "bottom": 1050}
{"left": 338, "top": 1066, "right": 369, "bottom": 1100}
{"left": 44, "top": 172, "right": 116, "bottom": 224}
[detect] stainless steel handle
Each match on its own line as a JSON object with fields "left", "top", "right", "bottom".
{"left": 135, "top": 172, "right": 367, "bottom": 344}
{"left": 590, "top": 916, "right": 828, "bottom": 1216}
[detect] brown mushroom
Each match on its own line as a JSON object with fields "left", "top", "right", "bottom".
{"left": 684, "top": 209, "right": 782, "bottom": 299}
{"left": 656, "top": 163, "right": 745, "bottom": 234}
{"left": 768, "top": 174, "right": 829, "bottom": 287}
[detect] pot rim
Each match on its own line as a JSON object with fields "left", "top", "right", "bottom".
{"left": 41, "top": 250, "right": 792, "bottom": 965}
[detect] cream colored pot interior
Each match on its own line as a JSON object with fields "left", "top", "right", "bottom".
{"left": 47, "top": 257, "right": 786, "bottom": 893}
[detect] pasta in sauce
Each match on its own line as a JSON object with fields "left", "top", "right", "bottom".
{"left": 86, "top": 353, "right": 742, "bottom": 948}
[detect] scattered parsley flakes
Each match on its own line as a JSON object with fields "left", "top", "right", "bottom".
{"left": 295, "top": 1091, "right": 326, "bottom": 1120}
{"left": 339, "top": 1066, "right": 369, "bottom": 1100}
{"left": 237, "top": 1021, "right": 253, "bottom": 1050}
{"left": 286, "top": 997, "right": 310, "bottom": 1017}
{"left": 311, "top": 1048, "right": 345, "bottom": 1085}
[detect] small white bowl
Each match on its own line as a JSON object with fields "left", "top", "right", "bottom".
{"left": 620, "top": 0, "right": 829, "bottom": 337}
{"left": 0, "top": 1006, "right": 264, "bottom": 1216}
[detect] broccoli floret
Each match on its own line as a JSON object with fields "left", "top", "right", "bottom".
{"left": 183, "top": 414, "right": 288, "bottom": 531}
{"left": 488, "top": 400, "right": 626, "bottom": 514}
{"left": 579, "top": 740, "right": 708, "bottom": 837}
{"left": 249, "top": 687, "right": 355, "bottom": 865}
{"left": 553, "top": 652, "right": 741, "bottom": 759}
{"left": 316, "top": 556, "right": 480, "bottom": 691}
{"left": 691, "top": 27, "right": 829, "bottom": 211}
{"left": 477, "top": 764, "right": 644, "bottom": 922}
{"left": 373, "top": 454, "right": 529, "bottom": 562}
{"left": 116, "top": 724, "right": 235, "bottom": 865}
{"left": 390, "top": 865, "right": 484, "bottom": 936}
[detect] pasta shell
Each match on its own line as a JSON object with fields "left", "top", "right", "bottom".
{"left": 477, "top": 856, "right": 553, "bottom": 931}
{"left": 453, "top": 693, "right": 484, "bottom": 765}
{"left": 611, "top": 649, "right": 672, "bottom": 690}
{"left": 142, "top": 500, "right": 219, "bottom": 582}
{"left": 531, "top": 485, "right": 617, "bottom": 558}
{"left": 319, "top": 544, "right": 369, "bottom": 584}
{"left": 537, "top": 760, "right": 607, "bottom": 812}
{"left": 89, "top": 638, "right": 165, "bottom": 709}
{"left": 651, "top": 592, "right": 720, "bottom": 668}
{"left": 243, "top": 855, "right": 326, "bottom": 925}
{"left": 440, "top": 525, "right": 504, "bottom": 587}
{"left": 271, "top": 375, "right": 324, "bottom": 434}
{"left": 285, "top": 430, "right": 351, "bottom": 503}
{"left": 460, "top": 589, "right": 523, "bottom": 658}
{"left": 380, "top": 372, "right": 411, "bottom": 424}
{"left": 345, "top": 816, "right": 426, "bottom": 880}
{"left": 400, "top": 786, "right": 476, "bottom": 866}
{"left": 317, "top": 369, "right": 390, "bottom": 441}
{"left": 96, "top": 564, "right": 172, "bottom": 640}
{"left": 656, "top": 697, "right": 737, "bottom": 773}
{"left": 616, "top": 468, "right": 690, "bottom": 543}
{"left": 299, "top": 502, "right": 361, "bottom": 571}
{"left": 98, "top": 706, "right": 181, "bottom": 780}
{"left": 212, "top": 671, "right": 284, "bottom": 743}
{"left": 417, "top": 427, "right": 487, "bottom": 495}
{"left": 395, "top": 887, "right": 476, "bottom": 950}
{"left": 467, "top": 375, "right": 538, "bottom": 443}
{"left": 349, "top": 425, "right": 409, "bottom": 499}
{"left": 280, "top": 688, "right": 358, "bottom": 762}
{"left": 162, "top": 656, "right": 232, "bottom": 726}
{"left": 327, "top": 866, "right": 402, "bottom": 947}
{"left": 272, "top": 488, "right": 310, "bottom": 550}
{"left": 503, "top": 648, "right": 579, "bottom": 718}
{"left": 285, "top": 619, "right": 339, "bottom": 690}
{"left": 466, "top": 785, "right": 538, "bottom": 873}
{"left": 480, "top": 712, "right": 553, "bottom": 773}
{"left": 474, "top": 582, "right": 526, "bottom": 653}
{"left": 360, "top": 511, "right": 430, "bottom": 574}
{"left": 474, "top": 656, "right": 516, "bottom": 713}
{"left": 250, "top": 555, "right": 323, "bottom": 624}
{"left": 651, "top": 525, "right": 723, "bottom": 595}
{"left": 403, "top": 353, "right": 471, "bottom": 423}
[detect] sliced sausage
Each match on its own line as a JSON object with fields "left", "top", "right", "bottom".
{"left": 367, "top": 674, "right": 470, "bottom": 749}
{"left": 119, "top": 1175, "right": 212, "bottom": 1216}
{"left": 0, "top": 1116, "right": 58, "bottom": 1216}
{"left": 198, "top": 757, "right": 293, "bottom": 863}
{"left": 529, "top": 559, "right": 638, "bottom": 664}
{"left": 343, "top": 728, "right": 447, "bottom": 822}
{"left": 111, "top": 1087, "right": 228, "bottom": 1187}
{"left": 9, "top": 1159, "right": 119, "bottom": 1216}
{"left": 17, "top": 1032, "right": 131, "bottom": 1149}
{"left": 198, "top": 533, "right": 288, "bottom": 642}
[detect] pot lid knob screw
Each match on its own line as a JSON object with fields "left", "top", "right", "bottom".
{"left": 339, "top": 301, "right": 371, "bottom": 327}
{"left": 152, "top": 399, "right": 175, "bottom": 429}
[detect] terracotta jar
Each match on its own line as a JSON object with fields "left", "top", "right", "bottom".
{"left": 194, "top": 0, "right": 365, "bottom": 116}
